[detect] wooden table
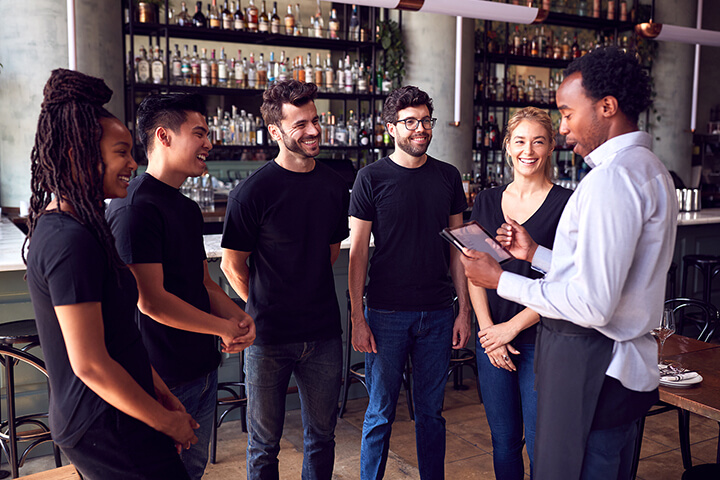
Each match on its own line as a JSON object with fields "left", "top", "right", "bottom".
{"left": 659, "top": 335, "right": 720, "bottom": 422}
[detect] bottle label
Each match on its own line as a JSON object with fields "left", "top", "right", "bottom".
{"left": 223, "top": 17, "right": 232, "bottom": 29}
{"left": 152, "top": 63, "right": 164, "bottom": 83}
{"left": 210, "top": 18, "right": 221, "bottom": 28}
{"left": 258, "top": 20, "right": 268, "bottom": 32}
{"left": 182, "top": 62, "right": 191, "bottom": 77}
{"left": 201, "top": 63, "right": 209, "bottom": 85}
{"left": 271, "top": 19, "right": 280, "bottom": 33}
{"left": 138, "top": 62, "right": 151, "bottom": 82}
{"left": 234, "top": 19, "right": 245, "bottom": 30}
{"left": 172, "top": 61, "right": 182, "bottom": 77}
{"left": 218, "top": 64, "right": 227, "bottom": 81}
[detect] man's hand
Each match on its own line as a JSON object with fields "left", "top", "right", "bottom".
{"left": 460, "top": 250, "right": 504, "bottom": 289}
{"left": 351, "top": 312, "right": 377, "bottom": 353}
{"left": 452, "top": 311, "right": 472, "bottom": 349}
{"left": 497, "top": 217, "right": 538, "bottom": 262}
{"left": 221, "top": 316, "right": 256, "bottom": 353}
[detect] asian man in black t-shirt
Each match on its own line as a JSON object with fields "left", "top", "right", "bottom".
{"left": 221, "top": 80, "right": 349, "bottom": 480}
{"left": 106, "top": 93, "right": 255, "bottom": 480}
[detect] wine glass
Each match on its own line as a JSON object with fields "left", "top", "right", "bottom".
{"left": 652, "top": 308, "right": 676, "bottom": 365}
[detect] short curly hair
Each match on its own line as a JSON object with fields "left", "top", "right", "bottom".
{"left": 564, "top": 46, "right": 651, "bottom": 124}
{"left": 260, "top": 80, "right": 318, "bottom": 126}
{"left": 381, "top": 85, "right": 434, "bottom": 126}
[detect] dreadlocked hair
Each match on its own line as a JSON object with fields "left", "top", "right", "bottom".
{"left": 24, "top": 68, "right": 125, "bottom": 277}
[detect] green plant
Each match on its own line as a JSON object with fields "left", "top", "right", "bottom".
{"left": 377, "top": 19, "right": 406, "bottom": 89}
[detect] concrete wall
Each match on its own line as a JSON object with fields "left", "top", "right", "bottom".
{"left": 402, "top": 12, "right": 475, "bottom": 177}
{"left": 696, "top": 3, "right": 720, "bottom": 134}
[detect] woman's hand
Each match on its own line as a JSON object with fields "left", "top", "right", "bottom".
{"left": 478, "top": 322, "right": 519, "bottom": 354}
{"left": 483, "top": 343, "right": 519, "bottom": 372}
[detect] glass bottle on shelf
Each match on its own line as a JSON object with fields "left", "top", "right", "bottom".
{"left": 577, "top": 0, "right": 588, "bottom": 16}
{"left": 349, "top": 4, "right": 360, "bottom": 41}
{"left": 222, "top": 1, "right": 233, "bottom": 29}
{"left": 344, "top": 55, "right": 353, "bottom": 93}
{"left": 257, "top": 53, "right": 268, "bottom": 89}
{"left": 200, "top": 48, "right": 210, "bottom": 86}
{"left": 218, "top": 48, "right": 228, "bottom": 86}
{"left": 324, "top": 53, "right": 334, "bottom": 92}
{"left": 511, "top": 25, "right": 521, "bottom": 56}
{"left": 620, "top": 0, "right": 628, "bottom": 21}
{"left": 335, "top": 58, "right": 344, "bottom": 92}
{"left": 258, "top": 1, "right": 269, "bottom": 32}
{"left": 171, "top": 44, "right": 182, "bottom": 85}
{"left": 176, "top": 1, "right": 192, "bottom": 26}
{"left": 571, "top": 33, "right": 580, "bottom": 58}
{"left": 190, "top": 45, "right": 200, "bottom": 85}
{"left": 357, "top": 61, "right": 367, "bottom": 92}
{"left": 235, "top": 54, "right": 247, "bottom": 88}
{"left": 137, "top": 44, "right": 151, "bottom": 84}
{"left": 293, "top": 3, "right": 303, "bottom": 35}
{"left": 530, "top": 28, "right": 539, "bottom": 57}
{"left": 210, "top": 49, "right": 219, "bottom": 86}
{"left": 267, "top": 51, "right": 277, "bottom": 85}
{"left": 296, "top": 56, "right": 306, "bottom": 83}
{"left": 151, "top": 44, "right": 165, "bottom": 85}
{"left": 520, "top": 28, "right": 529, "bottom": 56}
{"left": 227, "top": 57, "right": 235, "bottom": 87}
{"left": 247, "top": 52, "right": 257, "bottom": 87}
{"left": 246, "top": 0, "right": 259, "bottom": 32}
{"left": 592, "top": 0, "right": 601, "bottom": 18}
{"left": 193, "top": 1, "right": 206, "bottom": 27}
{"left": 234, "top": 0, "right": 246, "bottom": 30}
{"left": 561, "top": 31, "right": 571, "bottom": 60}
{"left": 209, "top": 0, "right": 221, "bottom": 28}
{"left": 181, "top": 45, "right": 191, "bottom": 85}
{"left": 278, "top": 50, "right": 288, "bottom": 82}
{"left": 312, "top": 0, "right": 324, "bottom": 38}
{"left": 607, "top": 0, "right": 615, "bottom": 20}
{"left": 304, "top": 53, "right": 313, "bottom": 85}
{"left": 328, "top": 8, "right": 340, "bottom": 39}
{"left": 284, "top": 4, "right": 295, "bottom": 34}
{"left": 381, "top": 71, "right": 392, "bottom": 93}
{"left": 313, "top": 52, "right": 322, "bottom": 87}
{"left": 270, "top": 2, "right": 281, "bottom": 33}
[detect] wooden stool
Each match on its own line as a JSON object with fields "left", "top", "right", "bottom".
{"left": 0, "top": 320, "right": 61, "bottom": 478}
{"left": 16, "top": 465, "right": 80, "bottom": 480}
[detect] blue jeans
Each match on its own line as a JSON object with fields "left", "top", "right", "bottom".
{"left": 245, "top": 337, "right": 342, "bottom": 480}
{"left": 476, "top": 342, "right": 537, "bottom": 480}
{"left": 169, "top": 369, "right": 218, "bottom": 480}
{"left": 361, "top": 306, "right": 454, "bottom": 480}
{"left": 579, "top": 419, "right": 640, "bottom": 480}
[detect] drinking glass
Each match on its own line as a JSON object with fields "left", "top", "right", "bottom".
{"left": 652, "top": 308, "right": 676, "bottom": 364}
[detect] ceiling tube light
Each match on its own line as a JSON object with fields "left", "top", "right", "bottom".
{"left": 636, "top": 22, "right": 720, "bottom": 48}
{"left": 451, "top": 16, "right": 462, "bottom": 127}
{"left": 335, "top": 0, "right": 547, "bottom": 24}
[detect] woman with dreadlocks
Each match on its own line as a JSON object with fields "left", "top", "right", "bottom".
{"left": 24, "top": 69, "right": 196, "bottom": 479}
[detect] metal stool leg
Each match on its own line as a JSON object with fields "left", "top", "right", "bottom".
{"left": 4, "top": 355, "right": 19, "bottom": 478}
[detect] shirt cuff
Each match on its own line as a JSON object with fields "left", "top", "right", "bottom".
{"left": 531, "top": 245, "right": 552, "bottom": 275}
{"left": 497, "top": 271, "right": 529, "bottom": 305}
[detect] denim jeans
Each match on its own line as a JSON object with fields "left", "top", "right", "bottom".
{"left": 245, "top": 336, "right": 342, "bottom": 480}
{"left": 476, "top": 342, "right": 537, "bottom": 480}
{"left": 170, "top": 369, "right": 218, "bottom": 480}
{"left": 361, "top": 306, "right": 454, "bottom": 480}
{"left": 579, "top": 418, "right": 640, "bottom": 480}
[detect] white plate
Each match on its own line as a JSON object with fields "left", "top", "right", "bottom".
{"left": 660, "top": 374, "right": 703, "bottom": 388}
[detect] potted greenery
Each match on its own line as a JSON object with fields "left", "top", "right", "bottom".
{"left": 377, "top": 19, "right": 406, "bottom": 90}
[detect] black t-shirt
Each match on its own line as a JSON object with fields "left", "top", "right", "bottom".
{"left": 221, "top": 160, "right": 349, "bottom": 345}
{"left": 106, "top": 173, "right": 220, "bottom": 387}
{"left": 26, "top": 213, "right": 154, "bottom": 448}
{"left": 470, "top": 184, "right": 572, "bottom": 344}
{"left": 349, "top": 156, "right": 468, "bottom": 311}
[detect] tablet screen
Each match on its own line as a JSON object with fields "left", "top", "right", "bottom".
{"left": 440, "top": 221, "right": 514, "bottom": 264}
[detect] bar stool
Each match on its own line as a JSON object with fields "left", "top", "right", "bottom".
{"left": 681, "top": 255, "right": 720, "bottom": 305}
{"left": 681, "top": 464, "right": 720, "bottom": 480}
{"left": 666, "top": 262, "right": 677, "bottom": 299}
{"left": 210, "top": 350, "right": 247, "bottom": 465}
{"left": 0, "top": 320, "right": 61, "bottom": 478}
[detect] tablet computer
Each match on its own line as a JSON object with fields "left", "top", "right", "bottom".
{"left": 440, "top": 221, "right": 515, "bottom": 264}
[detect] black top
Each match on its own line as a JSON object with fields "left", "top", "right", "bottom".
{"left": 470, "top": 184, "right": 573, "bottom": 344}
{"left": 221, "top": 160, "right": 349, "bottom": 345}
{"left": 349, "top": 156, "right": 468, "bottom": 311}
{"left": 26, "top": 213, "right": 154, "bottom": 448}
{"left": 106, "top": 173, "right": 220, "bottom": 387}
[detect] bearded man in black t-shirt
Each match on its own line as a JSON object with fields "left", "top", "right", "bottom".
{"left": 221, "top": 80, "right": 349, "bottom": 479}
{"left": 348, "top": 86, "right": 472, "bottom": 480}
{"left": 106, "top": 93, "right": 255, "bottom": 480}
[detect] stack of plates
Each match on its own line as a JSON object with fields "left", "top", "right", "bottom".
{"left": 659, "top": 364, "right": 703, "bottom": 388}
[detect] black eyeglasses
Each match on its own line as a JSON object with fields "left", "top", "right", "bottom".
{"left": 394, "top": 117, "right": 437, "bottom": 131}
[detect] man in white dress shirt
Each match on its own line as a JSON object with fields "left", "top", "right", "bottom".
{"left": 460, "top": 47, "right": 678, "bottom": 480}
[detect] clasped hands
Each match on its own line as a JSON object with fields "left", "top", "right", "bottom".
{"left": 220, "top": 316, "right": 256, "bottom": 353}
{"left": 460, "top": 218, "right": 538, "bottom": 288}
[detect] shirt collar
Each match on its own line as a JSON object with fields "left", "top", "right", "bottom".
{"left": 584, "top": 131, "right": 652, "bottom": 169}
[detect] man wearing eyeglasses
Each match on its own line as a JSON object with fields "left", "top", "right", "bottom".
{"left": 348, "top": 85, "right": 472, "bottom": 480}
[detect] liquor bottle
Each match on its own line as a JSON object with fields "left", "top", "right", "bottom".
{"left": 193, "top": 1, "right": 206, "bottom": 27}
{"left": 548, "top": 74, "right": 556, "bottom": 104}
{"left": 381, "top": 71, "right": 391, "bottom": 93}
{"left": 247, "top": 52, "right": 257, "bottom": 87}
{"left": 607, "top": 0, "right": 615, "bottom": 20}
{"left": 571, "top": 34, "right": 580, "bottom": 58}
{"left": 256, "top": 116, "right": 266, "bottom": 146}
{"left": 542, "top": 27, "right": 552, "bottom": 59}
{"left": 191, "top": 45, "right": 200, "bottom": 85}
{"left": 277, "top": 50, "right": 288, "bottom": 82}
{"left": 235, "top": 50, "right": 246, "bottom": 87}
{"left": 171, "top": 44, "right": 183, "bottom": 85}
{"left": 181, "top": 44, "right": 192, "bottom": 85}
{"left": 293, "top": 3, "right": 303, "bottom": 35}
{"left": 511, "top": 26, "right": 521, "bottom": 56}
{"left": 137, "top": 45, "right": 151, "bottom": 83}
{"left": 222, "top": 1, "right": 233, "bottom": 29}
{"left": 296, "top": 56, "right": 306, "bottom": 83}
{"left": 475, "top": 115, "right": 482, "bottom": 148}
{"left": 577, "top": 0, "right": 588, "bottom": 16}
{"left": 176, "top": 1, "right": 192, "bottom": 26}
{"left": 357, "top": 61, "right": 367, "bottom": 92}
{"left": 561, "top": 31, "right": 571, "bottom": 60}
{"left": 151, "top": 44, "right": 165, "bottom": 85}
{"left": 592, "top": 0, "right": 601, "bottom": 18}
{"left": 344, "top": 55, "right": 353, "bottom": 93}
{"left": 234, "top": 0, "right": 246, "bottom": 30}
{"left": 267, "top": 51, "right": 277, "bottom": 85}
{"left": 347, "top": 111, "right": 358, "bottom": 146}
{"left": 328, "top": 8, "right": 340, "bottom": 39}
{"left": 374, "top": 114, "right": 384, "bottom": 147}
{"left": 324, "top": 53, "right": 334, "bottom": 92}
{"left": 257, "top": 53, "right": 268, "bottom": 88}
{"left": 359, "top": 115, "right": 370, "bottom": 146}
{"left": 312, "top": 0, "right": 323, "bottom": 38}
{"left": 314, "top": 53, "right": 323, "bottom": 88}
{"left": 304, "top": 53, "right": 313, "bottom": 84}
{"left": 200, "top": 47, "right": 209, "bottom": 86}
{"left": 218, "top": 48, "right": 228, "bottom": 86}
{"left": 284, "top": 4, "right": 295, "bottom": 35}
{"left": 258, "top": 1, "right": 269, "bottom": 32}
{"left": 246, "top": 0, "right": 259, "bottom": 32}
{"left": 209, "top": 0, "right": 221, "bottom": 28}
{"left": 520, "top": 28, "right": 529, "bottom": 57}
{"left": 349, "top": 4, "right": 360, "bottom": 41}
{"left": 336, "top": 58, "right": 344, "bottom": 92}
{"left": 335, "top": 115, "right": 348, "bottom": 145}
{"left": 270, "top": 2, "right": 281, "bottom": 33}
{"left": 619, "top": 0, "right": 627, "bottom": 21}
{"left": 530, "top": 28, "right": 540, "bottom": 57}
{"left": 227, "top": 57, "right": 235, "bottom": 87}
{"left": 209, "top": 49, "right": 219, "bottom": 86}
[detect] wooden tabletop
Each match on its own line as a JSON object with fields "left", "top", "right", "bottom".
{"left": 659, "top": 335, "right": 720, "bottom": 422}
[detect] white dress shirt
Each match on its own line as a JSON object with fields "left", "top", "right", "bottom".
{"left": 498, "top": 131, "right": 678, "bottom": 392}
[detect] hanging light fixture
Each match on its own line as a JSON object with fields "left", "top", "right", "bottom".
{"left": 333, "top": 0, "right": 548, "bottom": 24}
{"left": 635, "top": 22, "right": 720, "bottom": 48}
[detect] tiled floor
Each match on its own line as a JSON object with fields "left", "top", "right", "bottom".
{"left": 16, "top": 378, "right": 720, "bottom": 479}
